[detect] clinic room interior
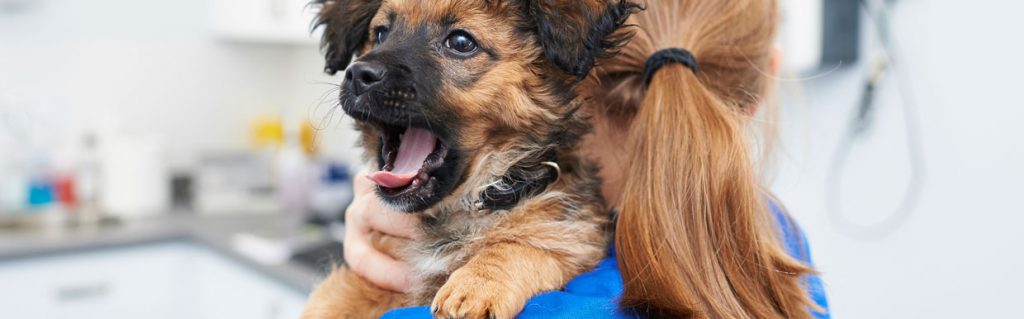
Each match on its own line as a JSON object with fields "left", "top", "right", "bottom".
{"left": 1, "top": 0, "right": 1021, "bottom": 318}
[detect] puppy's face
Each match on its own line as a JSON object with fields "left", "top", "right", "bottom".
{"left": 315, "top": 0, "right": 635, "bottom": 212}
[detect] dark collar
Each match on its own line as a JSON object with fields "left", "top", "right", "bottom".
{"left": 474, "top": 156, "right": 561, "bottom": 211}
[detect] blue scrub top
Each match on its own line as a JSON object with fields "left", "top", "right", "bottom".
{"left": 382, "top": 204, "right": 831, "bottom": 319}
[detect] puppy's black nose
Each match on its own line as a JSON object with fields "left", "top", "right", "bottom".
{"left": 346, "top": 61, "right": 386, "bottom": 96}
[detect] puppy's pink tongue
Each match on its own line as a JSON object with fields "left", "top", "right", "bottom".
{"left": 368, "top": 128, "right": 437, "bottom": 189}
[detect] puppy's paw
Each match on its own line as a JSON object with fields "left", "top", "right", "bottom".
{"left": 430, "top": 268, "right": 524, "bottom": 319}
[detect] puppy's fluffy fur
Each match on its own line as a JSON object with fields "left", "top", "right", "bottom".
{"left": 301, "top": 1, "right": 639, "bottom": 318}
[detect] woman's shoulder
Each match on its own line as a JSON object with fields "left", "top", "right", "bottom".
{"left": 768, "top": 202, "right": 831, "bottom": 319}
{"left": 769, "top": 201, "right": 812, "bottom": 261}
{"left": 382, "top": 203, "right": 831, "bottom": 319}
{"left": 382, "top": 251, "right": 634, "bottom": 319}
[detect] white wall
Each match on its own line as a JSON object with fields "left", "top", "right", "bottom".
{"left": 773, "top": 0, "right": 1024, "bottom": 318}
{"left": 0, "top": 0, "right": 361, "bottom": 168}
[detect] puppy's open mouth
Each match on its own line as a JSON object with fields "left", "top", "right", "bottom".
{"left": 367, "top": 124, "right": 449, "bottom": 197}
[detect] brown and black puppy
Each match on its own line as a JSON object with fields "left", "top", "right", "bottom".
{"left": 301, "top": 1, "right": 638, "bottom": 318}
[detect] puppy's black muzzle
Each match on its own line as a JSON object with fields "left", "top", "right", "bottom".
{"left": 340, "top": 58, "right": 425, "bottom": 128}
{"left": 346, "top": 61, "right": 386, "bottom": 96}
{"left": 339, "top": 23, "right": 450, "bottom": 129}
{"left": 335, "top": 36, "right": 465, "bottom": 212}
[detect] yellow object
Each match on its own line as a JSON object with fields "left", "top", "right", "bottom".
{"left": 251, "top": 117, "right": 285, "bottom": 149}
{"left": 300, "top": 120, "right": 318, "bottom": 156}
{"left": 251, "top": 117, "right": 317, "bottom": 155}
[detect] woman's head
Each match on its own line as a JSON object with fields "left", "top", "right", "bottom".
{"left": 588, "top": 0, "right": 778, "bottom": 117}
{"left": 582, "top": 0, "right": 817, "bottom": 318}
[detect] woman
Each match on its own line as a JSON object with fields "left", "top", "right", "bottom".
{"left": 342, "top": 0, "right": 829, "bottom": 318}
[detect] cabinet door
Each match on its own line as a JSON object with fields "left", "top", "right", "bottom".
{"left": 187, "top": 245, "right": 307, "bottom": 319}
{"left": 0, "top": 243, "right": 188, "bottom": 319}
{"left": 0, "top": 242, "right": 307, "bottom": 319}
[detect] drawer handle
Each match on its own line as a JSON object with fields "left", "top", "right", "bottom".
{"left": 56, "top": 282, "right": 110, "bottom": 302}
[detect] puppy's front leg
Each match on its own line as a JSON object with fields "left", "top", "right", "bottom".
{"left": 301, "top": 266, "right": 406, "bottom": 319}
{"left": 431, "top": 243, "right": 572, "bottom": 319}
{"left": 301, "top": 232, "right": 411, "bottom": 319}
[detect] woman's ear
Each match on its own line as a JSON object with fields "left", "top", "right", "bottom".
{"left": 313, "top": 0, "right": 382, "bottom": 75}
{"left": 771, "top": 46, "right": 783, "bottom": 78}
{"left": 746, "top": 46, "right": 783, "bottom": 116}
{"left": 529, "top": 0, "right": 641, "bottom": 79}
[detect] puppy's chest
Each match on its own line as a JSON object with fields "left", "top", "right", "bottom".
{"left": 402, "top": 209, "right": 500, "bottom": 300}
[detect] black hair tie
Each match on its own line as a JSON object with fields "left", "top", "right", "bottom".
{"left": 643, "top": 48, "right": 698, "bottom": 88}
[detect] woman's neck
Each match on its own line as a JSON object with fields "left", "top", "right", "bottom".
{"left": 581, "top": 113, "right": 632, "bottom": 210}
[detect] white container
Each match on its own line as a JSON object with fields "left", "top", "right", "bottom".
{"left": 0, "top": 169, "right": 27, "bottom": 214}
{"left": 98, "top": 135, "right": 169, "bottom": 218}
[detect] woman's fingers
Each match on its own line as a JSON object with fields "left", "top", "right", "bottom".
{"left": 362, "top": 194, "right": 422, "bottom": 240}
{"left": 342, "top": 171, "right": 419, "bottom": 292}
{"left": 343, "top": 221, "right": 414, "bottom": 292}
{"left": 354, "top": 248, "right": 414, "bottom": 292}
{"left": 354, "top": 171, "right": 421, "bottom": 239}
{"left": 353, "top": 171, "right": 377, "bottom": 195}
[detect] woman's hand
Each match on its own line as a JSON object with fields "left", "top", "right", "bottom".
{"left": 343, "top": 170, "right": 421, "bottom": 292}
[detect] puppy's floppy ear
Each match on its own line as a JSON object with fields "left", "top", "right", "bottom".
{"left": 312, "top": 0, "right": 382, "bottom": 75}
{"left": 528, "top": 0, "right": 641, "bottom": 79}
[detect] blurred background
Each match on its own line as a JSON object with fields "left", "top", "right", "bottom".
{"left": 0, "top": 0, "right": 1021, "bottom": 318}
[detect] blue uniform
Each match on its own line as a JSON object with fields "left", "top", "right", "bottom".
{"left": 382, "top": 204, "right": 830, "bottom": 319}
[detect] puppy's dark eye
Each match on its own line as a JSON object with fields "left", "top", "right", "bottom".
{"left": 374, "top": 26, "right": 390, "bottom": 45}
{"left": 444, "top": 31, "right": 478, "bottom": 54}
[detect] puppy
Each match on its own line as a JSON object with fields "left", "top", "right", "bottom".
{"left": 301, "top": 1, "right": 638, "bottom": 318}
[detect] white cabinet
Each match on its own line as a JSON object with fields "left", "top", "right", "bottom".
{"left": 211, "top": 0, "right": 323, "bottom": 45}
{"left": 0, "top": 242, "right": 307, "bottom": 319}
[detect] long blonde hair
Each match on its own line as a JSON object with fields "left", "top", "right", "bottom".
{"left": 588, "top": 1, "right": 817, "bottom": 318}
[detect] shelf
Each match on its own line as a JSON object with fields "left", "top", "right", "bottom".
{"left": 211, "top": 0, "right": 322, "bottom": 46}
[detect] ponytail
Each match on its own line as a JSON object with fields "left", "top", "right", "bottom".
{"left": 603, "top": 1, "right": 818, "bottom": 318}
{"left": 616, "top": 62, "right": 812, "bottom": 318}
